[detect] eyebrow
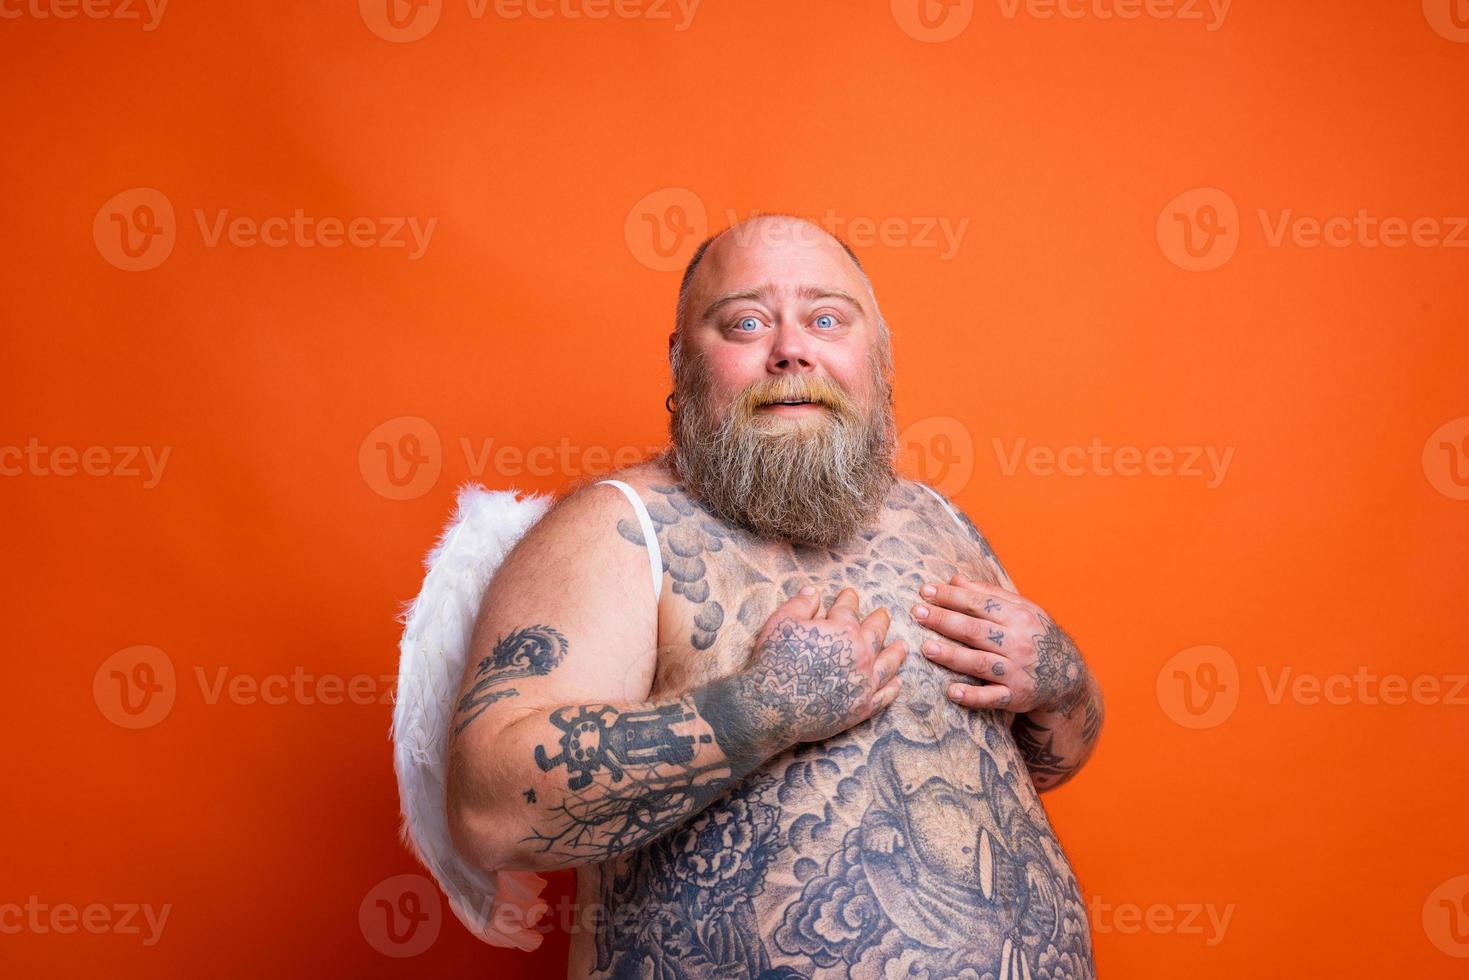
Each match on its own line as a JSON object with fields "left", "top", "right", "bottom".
{"left": 701, "top": 283, "right": 865, "bottom": 322}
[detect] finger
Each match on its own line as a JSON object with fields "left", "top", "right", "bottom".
{"left": 952, "top": 571, "right": 1014, "bottom": 594}
{"left": 921, "top": 638, "right": 1009, "bottom": 681}
{"left": 860, "top": 606, "right": 892, "bottom": 650}
{"left": 912, "top": 601, "right": 1005, "bottom": 653}
{"left": 772, "top": 585, "right": 823, "bottom": 623}
{"left": 825, "top": 586, "right": 861, "bottom": 624}
{"left": 867, "top": 676, "right": 902, "bottom": 715}
{"left": 921, "top": 582, "right": 1013, "bottom": 625}
{"left": 947, "top": 681, "right": 1014, "bottom": 711}
{"left": 872, "top": 639, "right": 909, "bottom": 687}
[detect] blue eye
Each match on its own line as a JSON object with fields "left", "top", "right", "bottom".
{"left": 815, "top": 314, "right": 837, "bottom": 329}
{"left": 736, "top": 316, "right": 761, "bottom": 332}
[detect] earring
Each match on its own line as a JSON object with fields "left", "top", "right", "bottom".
{"left": 665, "top": 393, "right": 676, "bottom": 414}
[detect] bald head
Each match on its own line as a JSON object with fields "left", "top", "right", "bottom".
{"left": 675, "top": 214, "right": 876, "bottom": 333}
{"left": 670, "top": 213, "right": 891, "bottom": 383}
{"left": 662, "top": 212, "right": 899, "bottom": 545}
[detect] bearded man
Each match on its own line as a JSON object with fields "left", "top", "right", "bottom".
{"left": 446, "top": 213, "right": 1104, "bottom": 980}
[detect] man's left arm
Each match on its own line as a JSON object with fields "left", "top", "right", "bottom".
{"left": 912, "top": 505, "right": 1104, "bottom": 792}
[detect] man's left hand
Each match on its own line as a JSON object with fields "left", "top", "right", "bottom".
{"left": 910, "top": 573, "right": 1089, "bottom": 714}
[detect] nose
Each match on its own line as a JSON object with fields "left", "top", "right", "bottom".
{"left": 766, "top": 318, "right": 816, "bottom": 375}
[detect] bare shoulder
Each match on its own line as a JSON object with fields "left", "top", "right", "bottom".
{"left": 893, "top": 478, "right": 1017, "bottom": 591}
{"left": 475, "top": 466, "right": 666, "bottom": 656}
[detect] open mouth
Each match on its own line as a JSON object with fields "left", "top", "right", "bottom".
{"left": 760, "top": 399, "right": 822, "bottom": 408}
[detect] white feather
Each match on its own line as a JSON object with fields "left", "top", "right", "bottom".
{"left": 391, "top": 482, "right": 554, "bottom": 950}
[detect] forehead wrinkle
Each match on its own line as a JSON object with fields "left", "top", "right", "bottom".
{"left": 700, "top": 281, "right": 868, "bottom": 323}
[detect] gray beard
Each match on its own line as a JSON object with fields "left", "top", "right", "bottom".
{"left": 667, "top": 355, "right": 898, "bottom": 548}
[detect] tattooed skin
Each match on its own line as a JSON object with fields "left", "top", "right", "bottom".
{"left": 736, "top": 619, "right": 870, "bottom": 744}
{"left": 1010, "top": 715, "right": 1073, "bottom": 784}
{"left": 559, "top": 472, "right": 1094, "bottom": 980}
{"left": 453, "top": 625, "right": 567, "bottom": 735}
{"left": 1029, "top": 618, "right": 1087, "bottom": 715}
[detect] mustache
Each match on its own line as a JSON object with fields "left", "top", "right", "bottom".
{"left": 734, "top": 375, "right": 855, "bottom": 414}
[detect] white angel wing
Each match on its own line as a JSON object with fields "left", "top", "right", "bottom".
{"left": 391, "top": 482, "right": 554, "bottom": 950}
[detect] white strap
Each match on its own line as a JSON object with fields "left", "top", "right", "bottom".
{"left": 596, "top": 479, "right": 663, "bottom": 602}
{"left": 918, "top": 483, "right": 966, "bottom": 532}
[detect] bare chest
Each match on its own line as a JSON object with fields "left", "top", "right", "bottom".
{"left": 644, "top": 482, "right": 1002, "bottom": 731}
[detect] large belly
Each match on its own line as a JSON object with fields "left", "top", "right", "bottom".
{"left": 573, "top": 707, "right": 1094, "bottom": 980}
{"left": 574, "top": 500, "right": 1093, "bottom": 977}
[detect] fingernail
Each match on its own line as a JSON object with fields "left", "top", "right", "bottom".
{"left": 949, "top": 685, "right": 964, "bottom": 701}
{"left": 923, "top": 641, "right": 939, "bottom": 656}
{"left": 912, "top": 604, "right": 929, "bottom": 619}
{"left": 920, "top": 585, "right": 936, "bottom": 598}
{"left": 800, "top": 585, "right": 816, "bottom": 596}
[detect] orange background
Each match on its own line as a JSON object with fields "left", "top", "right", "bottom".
{"left": 4, "top": 0, "right": 1468, "bottom": 976}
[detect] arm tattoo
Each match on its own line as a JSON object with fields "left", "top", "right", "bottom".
{"left": 1014, "top": 682, "right": 1104, "bottom": 790}
{"left": 520, "top": 618, "right": 866, "bottom": 863}
{"left": 521, "top": 689, "right": 758, "bottom": 861}
{"left": 452, "top": 624, "right": 567, "bottom": 736}
{"left": 1011, "top": 714, "right": 1074, "bottom": 789}
{"left": 1028, "top": 616, "right": 1085, "bottom": 714}
{"left": 726, "top": 619, "right": 869, "bottom": 746}
{"left": 534, "top": 703, "right": 700, "bottom": 791}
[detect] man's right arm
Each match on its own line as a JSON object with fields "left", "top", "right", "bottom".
{"left": 449, "top": 665, "right": 788, "bottom": 872}
{"left": 445, "top": 480, "right": 905, "bottom": 873}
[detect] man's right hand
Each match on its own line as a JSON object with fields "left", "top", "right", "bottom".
{"left": 739, "top": 585, "right": 908, "bottom": 745}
